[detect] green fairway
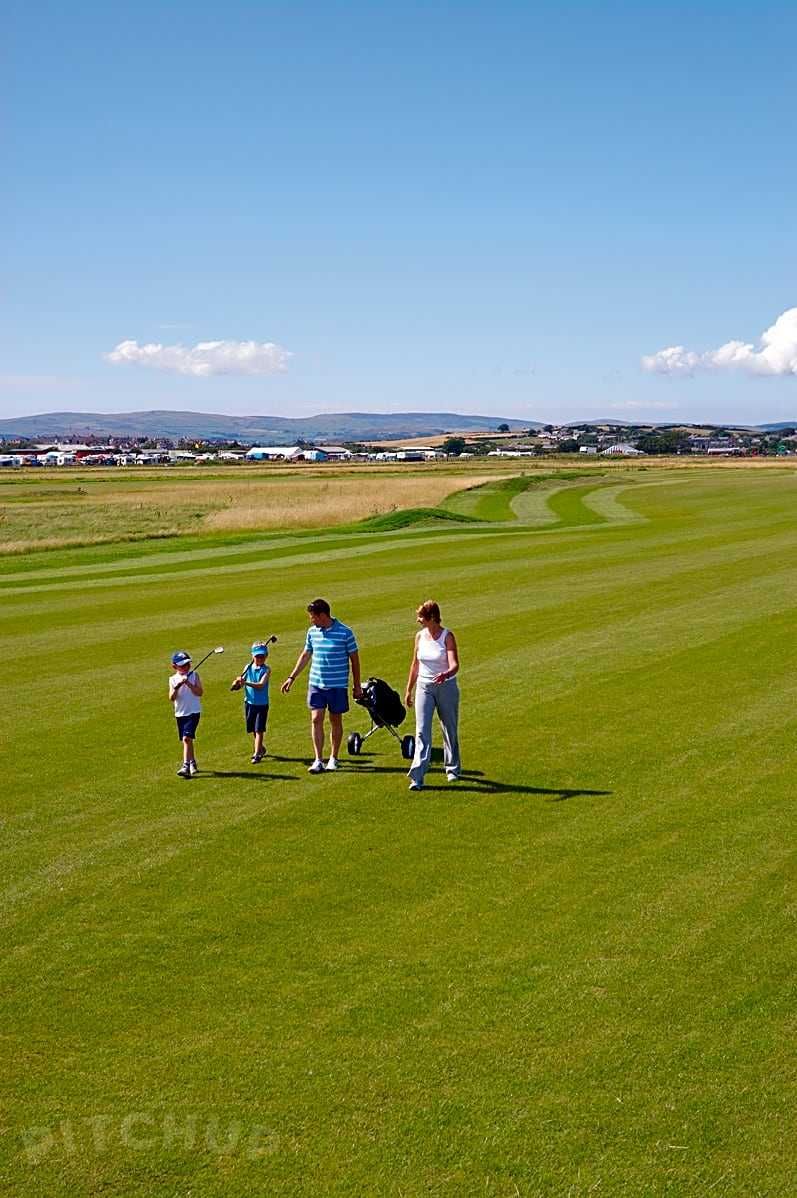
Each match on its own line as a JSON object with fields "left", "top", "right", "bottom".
{"left": 2, "top": 466, "right": 797, "bottom": 1196}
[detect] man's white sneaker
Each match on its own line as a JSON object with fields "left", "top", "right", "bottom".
{"left": 308, "top": 759, "right": 325, "bottom": 774}
{"left": 408, "top": 781, "right": 423, "bottom": 791}
{"left": 326, "top": 757, "right": 339, "bottom": 771}
{"left": 446, "top": 773, "right": 459, "bottom": 783}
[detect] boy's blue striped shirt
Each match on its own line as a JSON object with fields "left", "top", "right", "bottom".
{"left": 304, "top": 619, "right": 357, "bottom": 688}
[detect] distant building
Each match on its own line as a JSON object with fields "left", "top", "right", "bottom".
{"left": 601, "top": 443, "right": 645, "bottom": 457}
{"left": 246, "top": 446, "right": 304, "bottom": 461}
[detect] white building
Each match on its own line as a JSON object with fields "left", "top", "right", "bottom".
{"left": 601, "top": 443, "right": 645, "bottom": 456}
{"left": 246, "top": 446, "right": 304, "bottom": 461}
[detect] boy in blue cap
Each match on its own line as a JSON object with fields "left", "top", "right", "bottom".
{"left": 169, "top": 651, "right": 203, "bottom": 778}
{"left": 232, "top": 643, "right": 271, "bottom": 763}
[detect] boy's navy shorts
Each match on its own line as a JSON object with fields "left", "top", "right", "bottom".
{"left": 176, "top": 713, "right": 200, "bottom": 740}
{"left": 245, "top": 703, "right": 269, "bottom": 734}
{"left": 308, "top": 686, "right": 349, "bottom": 714}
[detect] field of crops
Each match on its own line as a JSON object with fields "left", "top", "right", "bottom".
{"left": 2, "top": 464, "right": 796, "bottom": 1196}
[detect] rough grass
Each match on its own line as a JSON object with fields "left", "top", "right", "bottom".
{"left": 0, "top": 471, "right": 493, "bottom": 550}
{"left": 201, "top": 475, "right": 492, "bottom": 531}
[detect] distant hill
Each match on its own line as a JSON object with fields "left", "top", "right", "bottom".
{"left": 0, "top": 409, "right": 535, "bottom": 442}
{"left": 564, "top": 419, "right": 633, "bottom": 428}
{"left": 757, "top": 422, "right": 797, "bottom": 431}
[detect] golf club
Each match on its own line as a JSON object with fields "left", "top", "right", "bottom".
{"left": 230, "top": 635, "right": 277, "bottom": 691}
{"left": 173, "top": 645, "right": 224, "bottom": 691}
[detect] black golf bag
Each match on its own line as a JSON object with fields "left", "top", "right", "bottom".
{"left": 349, "top": 677, "right": 416, "bottom": 760}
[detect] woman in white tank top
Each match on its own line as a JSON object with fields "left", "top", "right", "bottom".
{"left": 404, "top": 598, "right": 461, "bottom": 790}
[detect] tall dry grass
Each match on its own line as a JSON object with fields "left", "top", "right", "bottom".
{"left": 0, "top": 472, "right": 493, "bottom": 552}
{"left": 202, "top": 475, "right": 493, "bottom": 531}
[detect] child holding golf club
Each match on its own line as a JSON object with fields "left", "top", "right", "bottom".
{"left": 231, "top": 642, "right": 272, "bottom": 763}
{"left": 169, "top": 650, "right": 204, "bottom": 778}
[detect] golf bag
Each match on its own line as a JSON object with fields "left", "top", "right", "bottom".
{"left": 349, "top": 677, "right": 415, "bottom": 760}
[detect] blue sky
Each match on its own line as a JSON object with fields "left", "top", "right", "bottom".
{"left": 4, "top": 1, "right": 797, "bottom": 424}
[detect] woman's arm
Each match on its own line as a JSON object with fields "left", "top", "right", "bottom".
{"left": 404, "top": 634, "right": 420, "bottom": 706}
{"left": 434, "top": 632, "right": 459, "bottom": 684}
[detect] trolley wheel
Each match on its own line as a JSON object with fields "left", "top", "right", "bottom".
{"left": 401, "top": 734, "right": 415, "bottom": 760}
{"left": 347, "top": 732, "right": 363, "bottom": 756}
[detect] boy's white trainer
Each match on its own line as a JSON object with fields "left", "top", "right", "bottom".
{"left": 326, "top": 757, "right": 339, "bottom": 771}
{"left": 308, "top": 759, "right": 325, "bottom": 774}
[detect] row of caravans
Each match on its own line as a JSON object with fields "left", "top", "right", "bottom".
{"left": 0, "top": 449, "right": 245, "bottom": 467}
{"left": 1, "top": 444, "right": 450, "bottom": 467}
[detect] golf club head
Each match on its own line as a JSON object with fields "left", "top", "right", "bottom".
{"left": 214, "top": 646, "right": 225, "bottom": 654}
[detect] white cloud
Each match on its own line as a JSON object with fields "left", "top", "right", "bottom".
{"left": 105, "top": 338, "right": 292, "bottom": 377}
{"left": 642, "top": 307, "right": 797, "bottom": 377}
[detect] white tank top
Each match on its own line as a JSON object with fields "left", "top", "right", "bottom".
{"left": 417, "top": 627, "right": 450, "bottom": 683}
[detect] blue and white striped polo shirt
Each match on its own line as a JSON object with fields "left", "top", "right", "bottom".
{"left": 305, "top": 619, "right": 358, "bottom": 689}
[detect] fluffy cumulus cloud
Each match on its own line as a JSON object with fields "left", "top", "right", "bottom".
{"left": 105, "top": 339, "right": 291, "bottom": 377}
{"left": 642, "top": 308, "right": 797, "bottom": 377}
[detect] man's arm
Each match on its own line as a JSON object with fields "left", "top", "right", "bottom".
{"left": 282, "top": 650, "right": 311, "bottom": 694}
{"left": 349, "top": 649, "right": 362, "bottom": 700}
{"left": 186, "top": 671, "right": 203, "bottom": 697}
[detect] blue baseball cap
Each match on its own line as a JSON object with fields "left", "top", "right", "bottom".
{"left": 171, "top": 650, "right": 191, "bottom": 666}
{"left": 251, "top": 642, "right": 269, "bottom": 656}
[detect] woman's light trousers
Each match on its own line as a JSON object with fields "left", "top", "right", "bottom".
{"left": 408, "top": 678, "right": 460, "bottom": 785}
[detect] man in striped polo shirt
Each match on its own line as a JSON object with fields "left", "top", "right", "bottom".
{"left": 281, "top": 598, "right": 362, "bottom": 773}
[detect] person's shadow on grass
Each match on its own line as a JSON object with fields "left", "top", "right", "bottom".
{"left": 348, "top": 757, "right": 610, "bottom": 802}
{"left": 198, "top": 771, "right": 298, "bottom": 783}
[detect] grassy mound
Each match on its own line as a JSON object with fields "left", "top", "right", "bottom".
{"left": 345, "top": 506, "right": 482, "bottom": 531}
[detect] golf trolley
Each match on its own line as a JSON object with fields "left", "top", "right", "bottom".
{"left": 348, "top": 677, "right": 416, "bottom": 761}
